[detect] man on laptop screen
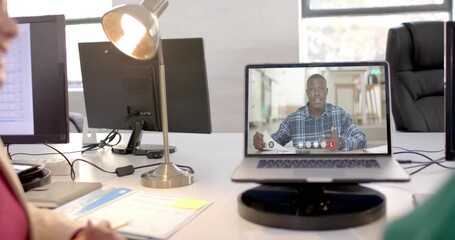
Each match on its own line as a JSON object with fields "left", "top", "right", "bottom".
{"left": 252, "top": 73, "right": 367, "bottom": 152}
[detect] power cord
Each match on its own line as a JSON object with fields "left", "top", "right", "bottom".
{"left": 71, "top": 159, "right": 194, "bottom": 178}
{"left": 393, "top": 146, "right": 444, "bottom": 153}
{"left": 393, "top": 147, "right": 455, "bottom": 175}
{"left": 8, "top": 129, "right": 121, "bottom": 158}
{"left": 404, "top": 157, "right": 446, "bottom": 175}
{"left": 44, "top": 143, "right": 77, "bottom": 180}
{"left": 10, "top": 149, "right": 92, "bottom": 157}
{"left": 43, "top": 144, "right": 194, "bottom": 179}
{"left": 8, "top": 140, "right": 193, "bottom": 180}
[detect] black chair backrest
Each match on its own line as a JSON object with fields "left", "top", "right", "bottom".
{"left": 386, "top": 21, "right": 444, "bottom": 132}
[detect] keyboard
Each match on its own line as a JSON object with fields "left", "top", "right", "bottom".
{"left": 257, "top": 159, "right": 380, "bottom": 169}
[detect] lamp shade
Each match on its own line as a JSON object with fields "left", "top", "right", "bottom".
{"left": 102, "top": 4, "right": 160, "bottom": 60}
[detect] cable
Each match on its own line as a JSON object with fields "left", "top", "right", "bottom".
{"left": 101, "top": 129, "right": 122, "bottom": 147}
{"left": 133, "top": 163, "right": 162, "bottom": 170}
{"left": 6, "top": 144, "right": 11, "bottom": 159}
{"left": 8, "top": 141, "right": 101, "bottom": 157}
{"left": 72, "top": 158, "right": 116, "bottom": 174}
{"left": 397, "top": 159, "right": 433, "bottom": 164}
{"left": 393, "top": 146, "right": 444, "bottom": 153}
{"left": 394, "top": 149, "right": 455, "bottom": 175}
{"left": 71, "top": 159, "right": 195, "bottom": 178}
{"left": 395, "top": 151, "right": 455, "bottom": 170}
{"left": 394, "top": 151, "right": 437, "bottom": 162}
{"left": 8, "top": 139, "right": 192, "bottom": 179}
{"left": 10, "top": 149, "right": 89, "bottom": 157}
{"left": 402, "top": 159, "right": 445, "bottom": 169}
{"left": 81, "top": 129, "right": 122, "bottom": 154}
{"left": 8, "top": 143, "right": 93, "bottom": 181}
{"left": 44, "top": 143, "right": 77, "bottom": 180}
{"left": 408, "top": 159, "right": 445, "bottom": 175}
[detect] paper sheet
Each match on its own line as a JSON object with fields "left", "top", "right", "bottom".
{"left": 56, "top": 188, "right": 211, "bottom": 239}
{"left": 364, "top": 145, "right": 388, "bottom": 153}
{"left": 262, "top": 130, "right": 289, "bottom": 152}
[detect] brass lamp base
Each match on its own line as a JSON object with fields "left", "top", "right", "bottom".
{"left": 140, "top": 163, "right": 194, "bottom": 188}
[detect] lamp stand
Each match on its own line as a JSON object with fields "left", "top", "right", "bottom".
{"left": 141, "top": 40, "right": 194, "bottom": 188}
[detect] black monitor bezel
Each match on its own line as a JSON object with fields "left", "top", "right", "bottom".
{"left": 0, "top": 15, "right": 69, "bottom": 144}
{"left": 445, "top": 21, "right": 455, "bottom": 160}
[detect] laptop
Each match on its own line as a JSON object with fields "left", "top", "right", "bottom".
{"left": 231, "top": 61, "right": 410, "bottom": 184}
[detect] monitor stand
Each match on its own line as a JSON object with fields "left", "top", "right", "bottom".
{"left": 112, "top": 120, "right": 176, "bottom": 156}
{"left": 238, "top": 183, "right": 385, "bottom": 230}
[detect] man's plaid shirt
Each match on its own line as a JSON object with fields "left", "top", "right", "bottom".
{"left": 271, "top": 103, "right": 367, "bottom": 151}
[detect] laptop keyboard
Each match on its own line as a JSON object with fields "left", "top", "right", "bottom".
{"left": 257, "top": 159, "right": 380, "bottom": 169}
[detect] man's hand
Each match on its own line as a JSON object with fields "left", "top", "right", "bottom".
{"left": 253, "top": 132, "right": 266, "bottom": 150}
{"left": 324, "top": 127, "right": 341, "bottom": 150}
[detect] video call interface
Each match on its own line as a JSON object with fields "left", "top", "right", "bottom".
{"left": 247, "top": 64, "right": 389, "bottom": 155}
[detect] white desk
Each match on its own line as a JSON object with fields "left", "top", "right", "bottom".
{"left": 9, "top": 132, "right": 455, "bottom": 240}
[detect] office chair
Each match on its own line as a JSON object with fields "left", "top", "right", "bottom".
{"left": 386, "top": 21, "right": 444, "bottom": 132}
{"left": 69, "top": 112, "right": 84, "bottom": 133}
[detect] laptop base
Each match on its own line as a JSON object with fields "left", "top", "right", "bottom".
{"left": 238, "top": 184, "right": 385, "bottom": 230}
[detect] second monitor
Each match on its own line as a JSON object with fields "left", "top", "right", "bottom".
{"left": 79, "top": 38, "right": 212, "bottom": 155}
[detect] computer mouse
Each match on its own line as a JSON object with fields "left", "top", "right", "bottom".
{"left": 146, "top": 151, "right": 164, "bottom": 159}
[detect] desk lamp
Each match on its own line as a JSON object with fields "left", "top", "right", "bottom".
{"left": 102, "top": 0, "right": 194, "bottom": 188}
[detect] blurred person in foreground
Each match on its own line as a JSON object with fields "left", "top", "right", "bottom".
{"left": 0, "top": 1, "right": 125, "bottom": 239}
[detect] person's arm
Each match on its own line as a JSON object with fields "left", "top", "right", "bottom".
{"left": 71, "top": 220, "right": 126, "bottom": 240}
{"left": 27, "top": 204, "right": 126, "bottom": 240}
{"left": 270, "top": 118, "right": 292, "bottom": 147}
{"left": 27, "top": 203, "right": 82, "bottom": 240}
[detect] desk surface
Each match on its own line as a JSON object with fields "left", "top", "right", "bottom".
{"left": 9, "top": 131, "right": 454, "bottom": 240}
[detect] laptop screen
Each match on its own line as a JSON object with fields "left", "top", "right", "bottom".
{"left": 245, "top": 62, "right": 391, "bottom": 156}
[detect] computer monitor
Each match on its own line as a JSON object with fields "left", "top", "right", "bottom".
{"left": 445, "top": 21, "right": 455, "bottom": 161}
{"left": 0, "top": 15, "right": 69, "bottom": 144}
{"left": 79, "top": 38, "right": 211, "bottom": 155}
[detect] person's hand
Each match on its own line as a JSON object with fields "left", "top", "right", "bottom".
{"left": 74, "top": 220, "right": 126, "bottom": 240}
{"left": 253, "top": 132, "right": 266, "bottom": 150}
{"left": 324, "top": 127, "right": 341, "bottom": 150}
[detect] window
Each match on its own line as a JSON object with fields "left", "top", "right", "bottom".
{"left": 300, "top": 0, "right": 451, "bottom": 62}
{"left": 8, "top": 0, "right": 112, "bottom": 88}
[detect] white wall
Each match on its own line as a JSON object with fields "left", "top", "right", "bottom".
{"left": 69, "top": 0, "right": 300, "bottom": 132}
